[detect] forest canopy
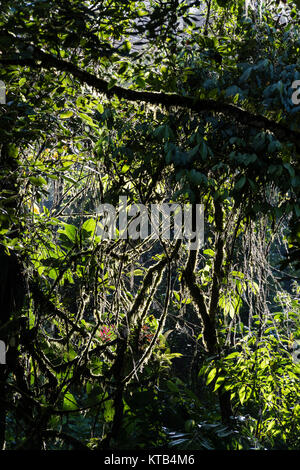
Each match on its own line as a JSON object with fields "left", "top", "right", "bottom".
{"left": 0, "top": 0, "right": 300, "bottom": 451}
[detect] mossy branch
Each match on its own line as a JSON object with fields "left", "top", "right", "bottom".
{"left": 1, "top": 37, "right": 299, "bottom": 152}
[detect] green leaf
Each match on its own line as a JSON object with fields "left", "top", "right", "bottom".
{"left": 135, "top": 76, "right": 145, "bottom": 88}
{"left": 60, "top": 110, "right": 74, "bottom": 119}
{"left": 224, "top": 352, "right": 240, "bottom": 360}
{"left": 173, "top": 291, "right": 180, "bottom": 302}
{"left": 63, "top": 391, "right": 78, "bottom": 411}
{"left": 7, "top": 144, "right": 19, "bottom": 158}
{"left": 107, "top": 78, "right": 117, "bottom": 90}
{"left": 81, "top": 218, "right": 96, "bottom": 234}
{"left": 104, "top": 399, "right": 115, "bottom": 422}
{"left": 188, "top": 170, "right": 207, "bottom": 185}
{"left": 123, "top": 40, "right": 131, "bottom": 52}
{"left": 235, "top": 176, "right": 246, "bottom": 190}
{"left": 133, "top": 269, "right": 144, "bottom": 276}
{"left": 58, "top": 223, "right": 77, "bottom": 242}
{"left": 121, "top": 164, "right": 130, "bottom": 173}
{"left": 200, "top": 141, "right": 208, "bottom": 160}
{"left": 213, "top": 376, "right": 225, "bottom": 391}
{"left": 78, "top": 112, "right": 95, "bottom": 126}
{"left": 204, "top": 249, "right": 215, "bottom": 257}
{"left": 206, "top": 368, "right": 217, "bottom": 385}
{"left": 238, "top": 385, "right": 248, "bottom": 405}
{"left": 154, "top": 125, "right": 174, "bottom": 141}
{"left": 240, "top": 66, "right": 253, "bottom": 83}
{"left": 29, "top": 176, "right": 47, "bottom": 187}
{"left": 166, "top": 380, "right": 180, "bottom": 393}
{"left": 283, "top": 162, "right": 295, "bottom": 179}
{"left": 231, "top": 271, "right": 244, "bottom": 279}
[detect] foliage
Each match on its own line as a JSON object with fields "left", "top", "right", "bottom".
{"left": 0, "top": 0, "right": 299, "bottom": 451}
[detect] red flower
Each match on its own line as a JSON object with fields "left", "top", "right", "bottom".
{"left": 98, "top": 325, "right": 114, "bottom": 342}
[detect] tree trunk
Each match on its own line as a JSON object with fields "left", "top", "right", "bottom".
{"left": 0, "top": 143, "right": 26, "bottom": 449}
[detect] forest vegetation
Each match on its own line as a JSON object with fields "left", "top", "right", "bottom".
{"left": 0, "top": 0, "right": 300, "bottom": 450}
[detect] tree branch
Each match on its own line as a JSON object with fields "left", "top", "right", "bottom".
{"left": 1, "top": 44, "right": 300, "bottom": 152}
{"left": 208, "top": 200, "right": 224, "bottom": 325}
{"left": 183, "top": 249, "right": 218, "bottom": 354}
